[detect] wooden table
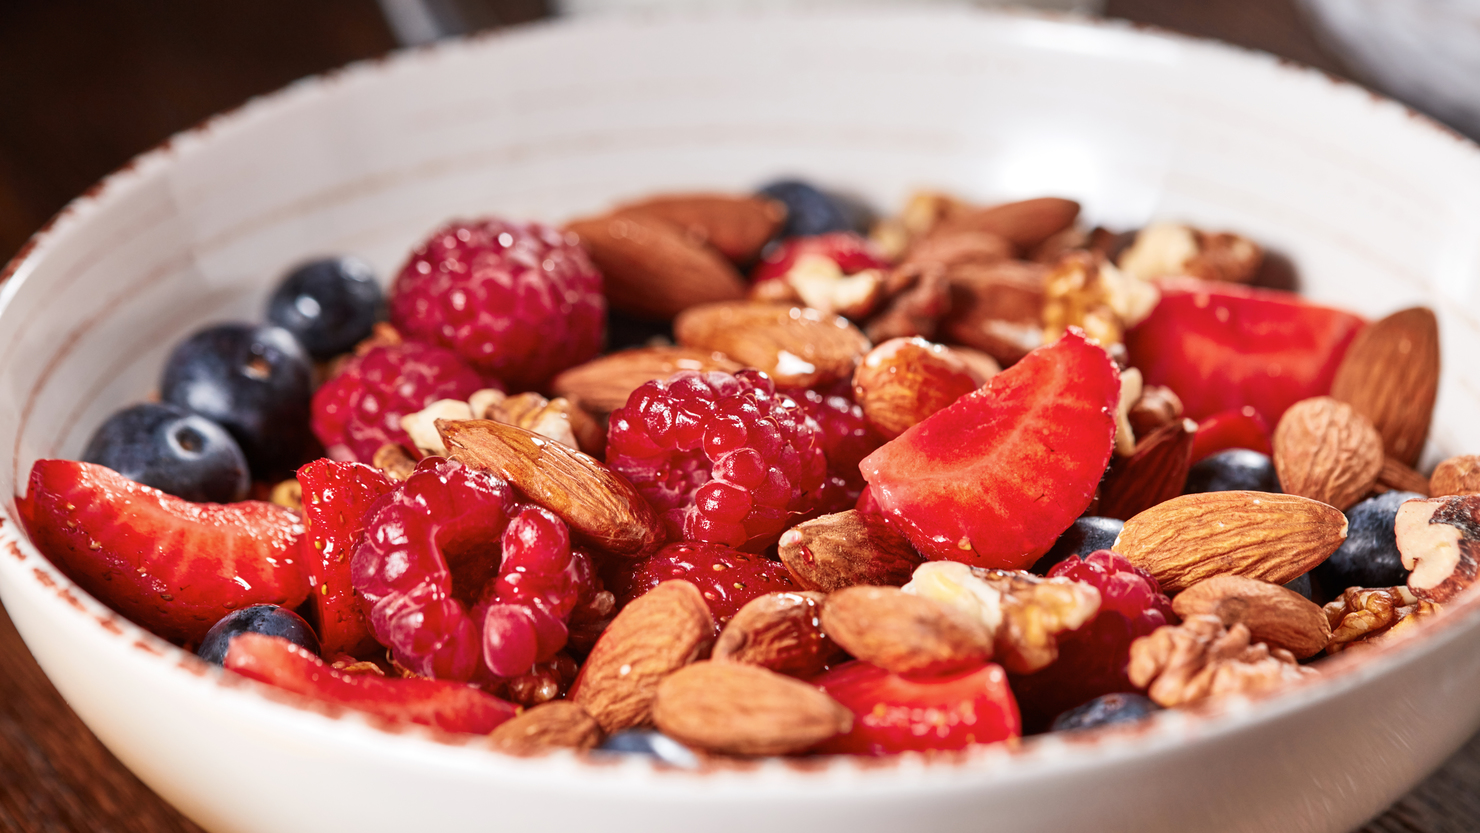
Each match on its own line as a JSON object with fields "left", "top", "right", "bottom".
{"left": 1, "top": 2, "right": 1476, "bottom": 831}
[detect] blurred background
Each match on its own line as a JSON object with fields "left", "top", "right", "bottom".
{"left": 0, "top": 1, "right": 1477, "bottom": 831}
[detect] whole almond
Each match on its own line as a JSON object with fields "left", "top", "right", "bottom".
{"left": 571, "top": 580, "right": 715, "bottom": 733}
{"left": 713, "top": 591, "right": 843, "bottom": 678}
{"left": 1098, "top": 418, "right": 1197, "bottom": 521}
{"left": 674, "top": 301, "right": 871, "bottom": 388}
{"left": 550, "top": 346, "right": 743, "bottom": 415}
{"left": 820, "top": 586, "right": 992, "bottom": 675}
{"left": 652, "top": 661, "right": 852, "bottom": 756}
{"left": 1430, "top": 455, "right": 1480, "bottom": 496}
{"left": 1329, "top": 307, "right": 1440, "bottom": 467}
{"left": 1376, "top": 456, "right": 1431, "bottom": 497}
{"left": 900, "top": 230, "right": 1014, "bottom": 270}
{"left": 440, "top": 419, "right": 663, "bottom": 556}
{"left": 1273, "top": 396, "right": 1384, "bottom": 510}
{"left": 927, "top": 197, "right": 1081, "bottom": 251}
{"left": 613, "top": 193, "right": 785, "bottom": 263}
{"left": 567, "top": 213, "right": 747, "bottom": 320}
{"left": 1115, "top": 491, "right": 1349, "bottom": 593}
{"left": 487, "top": 701, "right": 603, "bottom": 756}
{"left": 1172, "top": 574, "right": 1331, "bottom": 659}
{"left": 777, "top": 509, "right": 924, "bottom": 592}
{"left": 852, "top": 337, "right": 982, "bottom": 439}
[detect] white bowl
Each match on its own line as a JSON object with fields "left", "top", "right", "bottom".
{"left": 3, "top": 9, "right": 1480, "bottom": 833}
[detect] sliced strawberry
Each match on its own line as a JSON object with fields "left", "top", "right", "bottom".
{"left": 224, "top": 632, "right": 517, "bottom": 734}
{"left": 19, "top": 459, "right": 308, "bottom": 645}
{"left": 1125, "top": 277, "right": 1365, "bottom": 427}
{"left": 1190, "top": 406, "right": 1273, "bottom": 464}
{"left": 297, "top": 459, "right": 394, "bottom": 657}
{"left": 750, "top": 232, "right": 890, "bottom": 283}
{"left": 812, "top": 661, "right": 1020, "bottom": 755}
{"left": 602, "top": 541, "right": 799, "bottom": 627}
{"left": 858, "top": 329, "right": 1119, "bottom": 569}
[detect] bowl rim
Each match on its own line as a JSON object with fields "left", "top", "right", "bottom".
{"left": 2, "top": 4, "right": 1479, "bottom": 790}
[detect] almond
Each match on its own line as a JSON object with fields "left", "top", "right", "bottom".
{"left": 549, "top": 346, "right": 743, "bottom": 415}
{"left": 713, "top": 591, "right": 843, "bottom": 678}
{"left": 851, "top": 337, "right": 982, "bottom": 439}
{"left": 900, "top": 229, "right": 1014, "bottom": 270}
{"left": 1128, "top": 385, "right": 1184, "bottom": 438}
{"left": 566, "top": 213, "right": 747, "bottom": 320}
{"left": 571, "top": 580, "right": 715, "bottom": 733}
{"left": 777, "top": 509, "right": 924, "bottom": 592}
{"left": 1098, "top": 418, "right": 1197, "bottom": 521}
{"left": 1273, "top": 396, "right": 1384, "bottom": 511}
{"left": 1172, "top": 574, "right": 1331, "bottom": 659}
{"left": 1430, "top": 455, "right": 1480, "bottom": 496}
{"left": 863, "top": 262, "right": 952, "bottom": 344}
{"left": 674, "top": 301, "right": 871, "bottom": 388}
{"left": 652, "top": 661, "right": 852, "bottom": 756}
{"left": 820, "top": 586, "right": 992, "bottom": 675}
{"left": 927, "top": 197, "right": 1081, "bottom": 251}
{"left": 439, "top": 419, "right": 662, "bottom": 556}
{"left": 1115, "top": 491, "right": 1348, "bottom": 593}
{"left": 487, "top": 701, "right": 603, "bottom": 756}
{"left": 939, "top": 260, "right": 1047, "bottom": 365}
{"left": 1329, "top": 307, "right": 1440, "bottom": 467}
{"left": 613, "top": 193, "right": 785, "bottom": 263}
{"left": 1376, "top": 456, "right": 1431, "bottom": 497}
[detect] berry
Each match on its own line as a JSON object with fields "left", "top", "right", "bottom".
{"left": 197, "top": 605, "right": 319, "bottom": 665}
{"left": 596, "top": 730, "right": 700, "bottom": 767}
{"left": 1190, "top": 406, "right": 1272, "bottom": 463}
{"left": 1050, "top": 692, "right": 1160, "bottom": 732}
{"left": 266, "top": 256, "right": 384, "bottom": 360}
{"left": 606, "top": 369, "right": 827, "bottom": 551}
{"left": 1313, "top": 491, "right": 1422, "bottom": 596}
{"left": 604, "top": 541, "right": 798, "bottom": 626}
{"left": 1184, "top": 449, "right": 1280, "bottom": 494}
{"left": 297, "top": 459, "right": 395, "bottom": 656}
{"left": 1010, "top": 551, "right": 1175, "bottom": 729}
{"left": 859, "top": 329, "right": 1120, "bottom": 568}
{"left": 1032, "top": 516, "right": 1124, "bottom": 575}
{"left": 1125, "top": 278, "right": 1365, "bottom": 426}
{"left": 310, "top": 340, "right": 486, "bottom": 463}
{"left": 81, "top": 402, "right": 249, "bottom": 503}
{"left": 756, "top": 179, "right": 857, "bottom": 239}
{"left": 1284, "top": 573, "right": 1315, "bottom": 602}
{"left": 784, "top": 382, "right": 883, "bottom": 514}
{"left": 224, "top": 633, "right": 518, "bottom": 735}
{"left": 18, "top": 460, "right": 307, "bottom": 645}
{"left": 750, "top": 231, "right": 888, "bottom": 284}
{"left": 812, "top": 661, "right": 1020, "bottom": 756}
{"left": 160, "top": 323, "right": 314, "bottom": 477}
{"left": 388, "top": 218, "right": 605, "bottom": 389}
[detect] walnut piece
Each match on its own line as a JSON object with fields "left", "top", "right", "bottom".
{"left": 1323, "top": 586, "right": 1439, "bottom": 654}
{"left": 1128, "top": 615, "right": 1316, "bottom": 707}
{"left": 1042, "top": 250, "right": 1159, "bottom": 349}
{"left": 1117, "top": 222, "right": 1263, "bottom": 285}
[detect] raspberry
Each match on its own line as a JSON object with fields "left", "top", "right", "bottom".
{"left": 1009, "top": 550, "right": 1176, "bottom": 729}
{"left": 310, "top": 340, "right": 486, "bottom": 463}
{"left": 784, "top": 381, "right": 882, "bottom": 515}
{"left": 603, "top": 541, "right": 798, "bottom": 626}
{"left": 605, "top": 369, "right": 827, "bottom": 551}
{"left": 389, "top": 218, "right": 605, "bottom": 390}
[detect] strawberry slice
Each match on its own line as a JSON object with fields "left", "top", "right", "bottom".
{"left": 224, "top": 632, "right": 517, "bottom": 734}
{"left": 19, "top": 459, "right": 308, "bottom": 645}
{"left": 812, "top": 661, "right": 1020, "bottom": 755}
{"left": 858, "top": 329, "right": 1119, "bottom": 569}
{"left": 297, "top": 459, "right": 394, "bottom": 657}
{"left": 602, "top": 541, "right": 799, "bottom": 627}
{"left": 1190, "top": 406, "right": 1273, "bottom": 464}
{"left": 1125, "top": 277, "right": 1365, "bottom": 427}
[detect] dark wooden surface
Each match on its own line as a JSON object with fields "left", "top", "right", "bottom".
{"left": 1, "top": 2, "right": 1476, "bottom": 832}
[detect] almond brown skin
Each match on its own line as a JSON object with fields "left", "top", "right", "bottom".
{"left": 927, "top": 197, "right": 1081, "bottom": 252}
{"left": 1098, "top": 418, "right": 1197, "bottom": 521}
{"left": 852, "top": 337, "right": 982, "bottom": 440}
{"left": 713, "top": 591, "right": 844, "bottom": 678}
{"left": 1273, "top": 396, "right": 1384, "bottom": 511}
{"left": 674, "top": 301, "right": 872, "bottom": 388}
{"left": 487, "top": 701, "right": 603, "bottom": 756}
{"left": 1172, "top": 574, "right": 1331, "bottom": 659}
{"left": 1329, "top": 306, "right": 1440, "bottom": 467}
{"left": 652, "top": 661, "right": 853, "bottom": 756}
{"left": 549, "top": 346, "right": 743, "bottom": 415}
{"left": 566, "top": 213, "right": 748, "bottom": 321}
{"left": 777, "top": 509, "right": 924, "bottom": 592}
{"left": 612, "top": 193, "right": 786, "bottom": 264}
{"left": 820, "top": 586, "right": 992, "bottom": 676}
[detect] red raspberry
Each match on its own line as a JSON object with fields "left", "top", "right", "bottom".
{"left": 784, "top": 381, "right": 883, "bottom": 515}
{"left": 1009, "top": 550, "right": 1176, "bottom": 729}
{"left": 389, "top": 218, "right": 605, "bottom": 390}
{"left": 310, "top": 340, "right": 486, "bottom": 463}
{"left": 603, "top": 541, "right": 798, "bottom": 626}
{"left": 606, "top": 369, "right": 827, "bottom": 551}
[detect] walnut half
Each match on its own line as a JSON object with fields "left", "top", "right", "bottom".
{"left": 1323, "top": 586, "right": 1438, "bottom": 654}
{"left": 1128, "top": 615, "right": 1316, "bottom": 707}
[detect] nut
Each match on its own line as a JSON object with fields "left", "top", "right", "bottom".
{"left": 269, "top": 479, "right": 303, "bottom": 513}
{"left": 402, "top": 398, "right": 476, "bottom": 456}
{"left": 1171, "top": 574, "right": 1331, "bottom": 659}
{"left": 652, "top": 661, "right": 853, "bottom": 756}
{"left": 713, "top": 591, "right": 842, "bottom": 677}
{"left": 475, "top": 389, "right": 604, "bottom": 456}
{"left": 926, "top": 197, "right": 1081, "bottom": 251}
{"left": 1117, "top": 222, "right": 1263, "bottom": 284}
{"left": 863, "top": 262, "right": 952, "bottom": 343}
{"left": 900, "top": 229, "right": 1014, "bottom": 270}
{"left": 371, "top": 443, "right": 417, "bottom": 482}
{"left": 851, "top": 337, "right": 982, "bottom": 439}
{"left": 1273, "top": 396, "right": 1384, "bottom": 511}
{"left": 820, "top": 586, "right": 993, "bottom": 675}
{"left": 612, "top": 193, "right": 785, "bottom": 263}
{"left": 440, "top": 419, "right": 663, "bottom": 556}
{"left": 674, "top": 301, "right": 872, "bottom": 388}
{"left": 1115, "top": 491, "right": 1349, "bottom": 593}
{"left": 1113, "top": 367, "right": 1145, "bottom": 456}
{"left": 566, "top": 213, "right": 747, "bottom": 320}
{"left": 1430, "top": 455, "right": 1480, "bottom": 496}
{"left": 749, "top": 254, "right": 886, "bottom": 320}
{"left": 1323, "top": 586, "right": 1438, "bottom": 654}
{"left": 487, "top": 701, "right": 603, "bottom": 756}
{"left": 1098, "top": 417, "right": 1197, "bottom": 522}
{"left": 1127, "top": 615, "right": 1316, "bottom": 707}
{"left": 1395, "top": 494, "right": 1480, "bottom": 603}
{"left": 1042, "top": 251, "right": 1159, "bottom": 349}
{"left": 1329, "top": 307, "right": 1440, "bottom": 467}
{"left": 776, "top": 509, "right": 924, "bottom": 592}
{"left": 571, "top": 580, "right": 715, "bottom": 733}
{"left": 939, "top": 260, "right": 1047, "bottom": 365}
{"left": 1128, "top": 385, "right": 1184, "bottom": 439}
{"left": 1374, "top": 456, "right": 1431, "bottom": 497}
{"left": 549, "top": 346, "right": 743, "bottom": 415}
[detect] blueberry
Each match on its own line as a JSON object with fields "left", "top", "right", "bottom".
{"left": 595, "top": 730, "right": 699, "bottom": 768}
{"left": 81, "top": 403, "right": 249, "bottom": 503}
{"left": 1314, "top": 491, "right": 1423, "bottom": 596}
{"left": 757, "top": 179, "right": 855, "bottom": 239}
{"left": 1184, "top": 449, "right": 1280, "bottom": 494}
{"left": 1284, "top": 572, "right": 1315, "bottom": 602}
{"left": 265, "top": 256, "right": 383, "bottom": 360}
{"left": 1051, "top": 693, "right": 1161, "bottom": 732}
{"left": 160, "top": 323, "right": 313, "bottom": 478}
{"left": 197, "top": 604, "right": 320, "bottom": 665}
{"left": 1032, "top": 516, "right": 1124, "bottom": 575}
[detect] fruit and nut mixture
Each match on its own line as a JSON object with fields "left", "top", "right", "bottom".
{"left": 17, "top": 178, "right": 1477, "bottom": 761}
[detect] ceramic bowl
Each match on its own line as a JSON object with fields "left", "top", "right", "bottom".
{"left": 3, "top": 9, "right": 1480, "bottom": 833}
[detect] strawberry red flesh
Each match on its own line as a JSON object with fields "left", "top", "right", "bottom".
{"left": 20, "top": 459, "right": 308, "bottom": 645}
{"left": 812, "top": 660, "right": 1021, "bottom": 755}
{"left": 1189, "top": 407, "right": 1273, "bottom": 464}
{"left": 297, "top": 459, "right": 394, "bottom": 657}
